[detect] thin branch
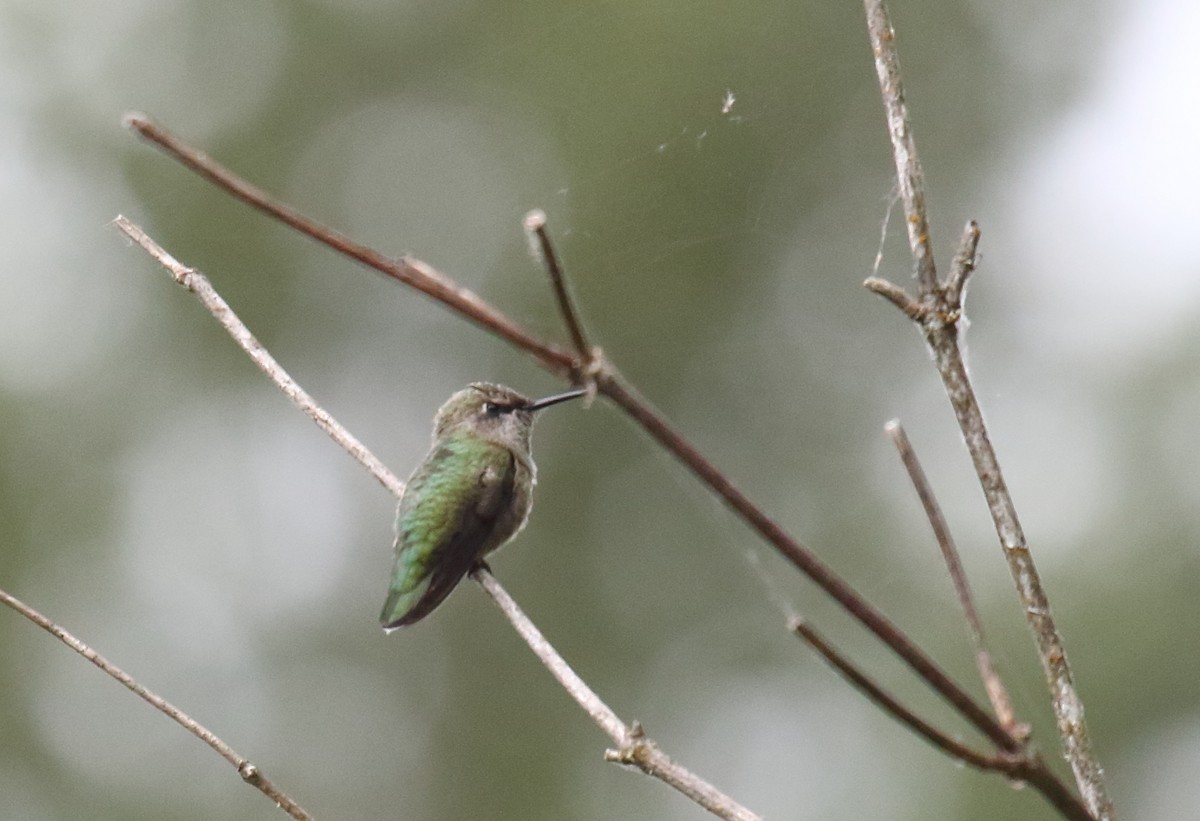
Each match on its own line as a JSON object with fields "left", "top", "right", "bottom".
{"left": 885, "top": 420, "right": 1022, "bottom": 737}
{"left": 0, "top": 588, "right": 313, "bottom": 820}
{"left": 473, "top": 566, "right": 762, "bottom": 821}
{"left": 861, "top": 1, "right": 1112, "bottom": 816}
{"left": 862, "top": 0, "right": 937, "bottom": 294}
{"left": 596, "top": 373, "right": 1013, "bottom": 750}
{"left": 113, "top": 216, "right": 404, "bottom": 499}
{"left": 124, "top": 115, "right": 1090, "bottom": 818}
{"left": 122, "top": 113, "right": 576, "bottom": 378}
{"left": 523, "top": 209, "right": 592, "bottom": 362}
{"left": 117, "top": 218, "right": 758, "bottom": 821}
{"left": 791, "top": 617, "right": 1003, "bottom": 771}
{"left": 790, "top": 618, "right": 1093, "bottom": 821}
{"left": 946, "top": 220, "right": 981, "bottom": 310}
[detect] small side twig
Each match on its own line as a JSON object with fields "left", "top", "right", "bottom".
{"left": 117, "top": 217, "right": 759, "bottom": 821}
{"left": 885, "top": 420, "right": 1022, "bottom": 738}
{"left": 945, "top": 220, "right": 981, "bottom": 310}
{"left": 0, "top": 588, "right": 313, "bottom": 821}
{"left": 473, "top": 567, "right": 762, "bottom": 821}
{"left": 523, "top": 209, "right": 592, "bottom": 362}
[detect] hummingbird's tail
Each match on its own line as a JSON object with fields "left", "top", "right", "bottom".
{"left": 380, "top": 566, "right": 468, "bottom": 630}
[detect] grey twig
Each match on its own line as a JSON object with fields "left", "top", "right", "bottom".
{"left": 885, "top": 420, "right": 1022, "bottom": 738}
{"left": 113, "top": 215, "right": 404, "bottom": 499}
{"left": 861, "top": 1, "right": 1112, "bottom": 816}
{"left": 523, "top": 209, "right": 593, "bottom": 363}
{"left": 117, "top": 216, "right": 759, "bottom": 821}
{"left": 863, "top": 0, "right": 937, "bottom": 294}
{"left": 473, "top": 567, "right": 763, "bottom": 821}
{"left": 0, "top": 588, "right": 314, "bottom": 821}
{"left": 946, "top": 221, "right": 981, "bottom": 310}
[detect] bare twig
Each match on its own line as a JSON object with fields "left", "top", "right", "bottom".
{"left": 122, "top": 113, "right": 576, "bottom": 379}
{"left": 0, "top": 588, "right": 313, "bottom": 820}
{"left": 861, "top": 2, "right": 1112, "bottom": 816}
{"left": 946, "top": 220, "right": 981, "bottom": 310}
{"left": 864, "top": 276, "right": 923, "bottom": 321}
{"left": 124, "top": 114, "right": 1090, "bottom": 817}
{"left": 117, "top": 217, "right": 759, "bottom": 821}
{"left": 113, "top": 216, "right": 404, "bottom": 499}
{"left": 791, "top": 617, "right": 1004, "bottom": 771}
{"left": 790, "top": 618, "right": 1093, "bottom": 821}
{"left": 863, "top": 0, "right": 936, "bottom": 294}
{"left": 885, "top": 420, "right": 1021, "bottom": 737}
{"left": 523, "top": 209, "right": 592, "bottom": 362}
{"left": 474, "top": 567, "right": 762, "bottom": 821}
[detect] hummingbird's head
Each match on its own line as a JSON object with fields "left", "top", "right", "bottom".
{"left": 433, "top": 383, "right": 585, "bottom": 449}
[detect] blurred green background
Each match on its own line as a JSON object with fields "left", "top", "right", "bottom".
{"left": 1, "top": 0, "right": 1197, "bottom": 819}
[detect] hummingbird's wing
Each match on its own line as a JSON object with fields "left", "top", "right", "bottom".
{"left": 380, "top": 440, "right": 517, "bottom": 628}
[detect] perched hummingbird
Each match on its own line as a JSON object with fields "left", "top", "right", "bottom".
{"left": 380, "top": 382, "right": 585, "bottom": 630}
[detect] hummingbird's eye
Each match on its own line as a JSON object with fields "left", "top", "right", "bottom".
{"left": 483, "top": 401, "right": 501, "bottom": 416}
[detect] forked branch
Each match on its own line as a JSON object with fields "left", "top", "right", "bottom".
{"left": 0, "top": 588, "right": 313, "bottom": 821}
{"left": 861, "top": 1, "right": 1111, "bottom": 816}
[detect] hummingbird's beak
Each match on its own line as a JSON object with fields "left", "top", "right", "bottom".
{"left": 525, "top": 387, "right": 587, "bottom": 412}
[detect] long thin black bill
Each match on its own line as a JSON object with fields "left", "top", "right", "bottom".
{"left": 525, "top": 387, "right": 587, "bottom": 412}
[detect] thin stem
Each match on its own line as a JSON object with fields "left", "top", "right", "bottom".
{"left": 473, "top": 567, "right": 762, "bottom": 821}
{"left": 862, "top": 0, "right": 937, "bottom": 295}
{"left": 523, "top": 209, "right": 592, "bottom": 361}
{"left": 790, "top": 618, "right": 1093, "bottom": 821}
{"left": 791, "top": 617, "right": 1002, "bottom": 771}
{"left": 862, "top": 1, "right": 1112, "bottom": 815}
{"left": 113, "top": 216, "right": 404, "bottom": 499}
{"left": 123, "top": 113, "right": 576, "bottom": 378}
{"left": 864, "top": 276, "right": 924, "bottom": 321}
{"left": 885, "top": 420, "right": 1021, "bottom": 736}
{"left": 0, "top": 588, "right": 313, "bottom": 821}
{"left": 946, "top": 221, "right": 981, "bottom": 310}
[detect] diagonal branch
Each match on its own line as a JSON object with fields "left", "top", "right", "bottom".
{"left": 790, "top": 618, "right": 1092, "bottom": 821}
{"left": 116, "top": 217, "right": 760, "bottom": 821}
{"left": 0, "top": 588, "right": 313, "bottom": 821}
{"left": 474, "top": 566, "right": 762, "bottom": 821}
{"left": 114, "top": 216, "right": 403, "bottom": 499}
{"left": 861, "top": 2, "right": 1112, "bottom": 817}
{"left": 122, "top": 113, "right": 575, "bottom": 376}
{"left": 885, "top": 420, "right": 1021, "bottom": 737}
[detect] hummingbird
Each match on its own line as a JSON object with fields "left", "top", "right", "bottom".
{"left": 380, "top": 382, "right": 585, "bottom": 630}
